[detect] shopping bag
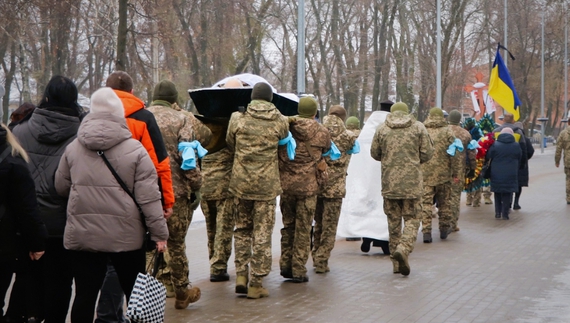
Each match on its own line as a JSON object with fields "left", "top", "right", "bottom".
{"left": 126, "top": 259, "right": 166, "bottom": 323}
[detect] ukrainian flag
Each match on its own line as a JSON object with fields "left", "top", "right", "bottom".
{"left": 488, "top": 45, "right": 521, "bottom": 121}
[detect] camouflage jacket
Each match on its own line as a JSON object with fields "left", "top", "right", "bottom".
{"left": 370, "top": 111, "right": 434, "bottom": 199}
{"left": 421, "top": 116, "right": 461, "bottom": 186}
{"left": 449, "top": 124, "right": 477, "bottom": 176}
{"left": 278, "top": 117, "right": 331, "bottom": 196}
{"left": 347, "top": 128, "right": 361, "bottom": 137}
{"left": 148, "top": 102, "right": 211, "bottom": 197}
{"left": 226, "top": 100, "right": 289, "bottom": 200}
{"left": 319, "top": 115, "right": 357, "bottom": 198}
{"left": 555, "top": 127, "right": 570, "bottom": 168}
{"left": 201, "top": 147, "right": 233, "bottom": 200}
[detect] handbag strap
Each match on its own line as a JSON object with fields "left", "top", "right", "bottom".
{"left": 97, "top": 150, "right": 147, "bottom": 231}
{"left": 0, "top": 147, "right": 11, "bottom": 164}
{"left": 146, "top": 250, "right": 164, "bottom": 278}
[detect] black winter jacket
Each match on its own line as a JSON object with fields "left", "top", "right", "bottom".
{"left": 487, "top": 133, "right": 522, "bottom": 193}
{"left": 0, "top": 131, "right": 47, "bottom": 261}
{"left": 12, "top": 108, "right": 80, "bottom": 237}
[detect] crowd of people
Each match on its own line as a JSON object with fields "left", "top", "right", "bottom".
{"left": 1, "top": 71, "right": 569, "bottom": 322}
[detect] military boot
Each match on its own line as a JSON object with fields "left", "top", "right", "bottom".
{"left": 392, "top": 259, "right": 400, "bottom": 274}
{"left": 235, "top": 275, "right": 248, "bottom": 294}
{"left": 466, "top": 194, "right": 472, "bottom": 206}
{"left": 484, "top": 196, "right": 493, "bottom": 204}
{"left": 247, "top": 285, "right": 269, "bottom": 299}
{"left": 393, "top": 248, "right": 410, "bottom": 276}
{"left": 164, "top": 281, "right": 176, "bottom": 298}
{"left": 423, "top": 232, "right": 432, "bottom": 243}
{"left": 174, "top": 286, "right": 201, "bottom": 309}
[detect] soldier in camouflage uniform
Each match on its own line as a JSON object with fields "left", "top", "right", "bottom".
{"left": 312, "top": 106, "right": 357, "bottom": 273}
{"left": 555, "top": 126, "right": 570, "bottom": 204}
{"left": 147, "top": 80, "right": 212, "bottom": 310}
{"left": 226, "top": 82, "right": 289, "bottom": 299}
{"left": 201, "top": 78, "right": 241, "bottom": 282}
{"left": 447, "top": 110, "right": 477, "bottom": 232}
{"left": 370, "top": 102, "right": 434, "bottom": 276}
{"left": 420, "top": 108, "right": 461, "bottom": 243}
{"left": 345, "top": 116, "right": 361, "bottom": 137}
{"left": 278, "top": 97, "right": 331, "bottom": 283}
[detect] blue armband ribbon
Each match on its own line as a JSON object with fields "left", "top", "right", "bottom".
{"left": 178, "top": 141, "right": 208, "bottom": 170}
{"left": 467, "top": 139, "right": 479, "bottom": 150}
{"left": 278, "top": 132, "right": 297, "bottom": 160}
{"left": 347, "top": 140, "right": 360, "bottom": 155}
{"left": 323, "top": 141, "right": 341, "bottom": 161}
{"left": 446, "top": 138, "right": 465, "bottom": 156}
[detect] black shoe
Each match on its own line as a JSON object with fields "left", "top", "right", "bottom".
{"left": 440, "top": 229, "right": 449, "bottom": 240}
{"left": 291, "top": 275, "right": 309, "bottom": 283}
{"left": 495, "top": 213, "right": 501, "bottom": 219}
{"left": 423, "top": 233, "right": 432, "bottom": 243}
{"left": 502, "top": 214, "right": 509, "bottom": 220}
{"left": 360, "top": 237, "right": 372, "bottom": 253}
{"left": 280, "top": 269, "right": 293, "bottom": 279}
{"left": 210, "top": 272, "right": 230, "bottom": 282}
{"left": 513, "top": 204, "right": 521, "bottom": 210}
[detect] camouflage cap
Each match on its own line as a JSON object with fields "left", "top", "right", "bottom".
{"left": 449, "top": 110, "right": 462, "bottom": 125}
{"left": 429, "top": 107, "right": 444, "bottom": 118}
{"left": 390, "top": 102, "right": 409, "bottom": 113}
{"left": 346, "top": 116, "right": 360, "bottom": 129}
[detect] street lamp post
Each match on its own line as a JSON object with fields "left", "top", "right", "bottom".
{"left": 538, "top": 6, "right": 549, "bottom": 153}
{"left": 562, "top": 1, "right": 568, "bottom": 124}
{"left": 436, "top": 0, "right": 442, "bottom": 108}
{"left": 297, "top": 0, "right": 305, "bottom": 96}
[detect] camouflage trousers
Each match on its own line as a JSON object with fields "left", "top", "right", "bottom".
{"left": 421, "top": 182, "right": 452, "bottom": 233}
{"left": 449, "top": 176, "right": 465, "bottom": 230}
{"left": 234, "top": 198, "right": 276, "bottom": 287}
{"left": 150, "top": 197, "right": 194, "bottom": 291}
{"left": 279, "top": 194, "right": 316, "bottom": 278}
{"left": 467, "top": 186, "right": 492, "bottom": 207}
{"left": 312, "top": 197, "right": 343, "bottom": 268}
{"left": 564, "top": 168, "right": 570, "bottom": 203}
{"left": 383, "top": 198, "right": 421, "bottom": 258}
{"left": 201, "top": 198, "right": 235, "bottom": 275}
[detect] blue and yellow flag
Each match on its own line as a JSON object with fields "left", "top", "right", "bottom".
{"left": 488, "top": 45, "right": 521, "bottom": 121}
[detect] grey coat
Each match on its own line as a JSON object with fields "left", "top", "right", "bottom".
{"left": 55, "top": 113, "right": 168, "bottom": 253}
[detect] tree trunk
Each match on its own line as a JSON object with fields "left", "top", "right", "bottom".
{"left": 116, "top": 0, "right": 128, "bottom": 71}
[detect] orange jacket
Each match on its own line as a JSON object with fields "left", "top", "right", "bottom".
{"left": 113, "top": 90, "right": 175, "bottom": 209}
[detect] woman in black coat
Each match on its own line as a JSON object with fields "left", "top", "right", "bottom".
{"left": 0, "top": 124, "right": 47, "bottom": 322}
{"left": 11, "top": 76, "right": 81, "bottom": 322}
{"left": 513, "top": 122, "right": 534, "bottom": 209}
{"left": 486, "top": 127, "right": 522, "bottom": 220}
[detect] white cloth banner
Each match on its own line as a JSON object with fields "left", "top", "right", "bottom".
{"left": 483, "top": 90, "right": 496, "bottom": 115}
{"left": 470, "top": 90, "right": 481, "bottom": 113}
{"left": 337, "top": 111, "right": 389, "bottom": 241}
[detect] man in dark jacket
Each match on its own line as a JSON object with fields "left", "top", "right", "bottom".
{"left": 0, "top": 124, "right": 47, "bottom": 322}
{"left": 11, "top": 75, "right": 81, "bottom": 322}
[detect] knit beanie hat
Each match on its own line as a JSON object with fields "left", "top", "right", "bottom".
{"left": 429, "top": 107, "right": 444, "bottom": 118}
{"left": 329, "top": 105, "right": 347, "bottom": 122}
{"left": 153, "top": 80, "right": 178, "bottom": 104}
{"left": 390, "top": 102, "right": 409, "bottom": 113}
{"left": 346, "top": 116, "right": 360, "bottom": 129}
{"left": 449, "top": 110, "right": 462, "bottom": 125}
{"left": 89, "top": 87, "right": 124, "bottom": 118}
{"left": 251, "top": 82, "right": 273, "bottom": 102}
{"left": 298, "top": 97, "right": 318, "bottom": 118}
{"left": 500, "top": 127, "right": 514, "bottom": 135}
